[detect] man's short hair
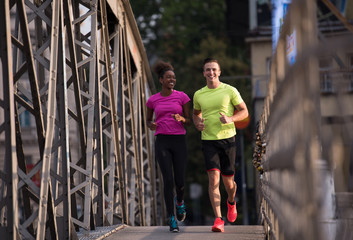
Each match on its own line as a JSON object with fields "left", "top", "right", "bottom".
{"left": 203, "top": 58, "right": 220, "bottom": 70}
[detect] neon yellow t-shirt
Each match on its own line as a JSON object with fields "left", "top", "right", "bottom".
{"left": 193, "top": 83, "right": 244, "bottom": 140}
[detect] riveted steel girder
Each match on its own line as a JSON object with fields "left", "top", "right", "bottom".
{"left": 1, "top": 0, "right": 161, "bottom": 239}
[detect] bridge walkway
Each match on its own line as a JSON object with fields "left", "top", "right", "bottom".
{"left": 101, "top": 225, "right": 265, "bottom": 240}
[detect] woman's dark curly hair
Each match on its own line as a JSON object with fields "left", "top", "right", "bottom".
{"left": 153, "top": 61, "right": 174, "bottom": 79}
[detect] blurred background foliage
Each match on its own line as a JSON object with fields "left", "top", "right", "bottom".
{"left": 130, "top": 0, "right": 255, "bottom": 225}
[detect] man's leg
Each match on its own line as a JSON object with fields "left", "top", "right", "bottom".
{"left": 222, "top": 175, "right": 236, "bottom": 202}
{"left": 222, "top": 175, "right": 237, "bottom": 222}
{"left": 207, "top": 170, "right": 222, "bottom": 218}
{"left": 209, "top": 170, "right": 226, "bottom": 232}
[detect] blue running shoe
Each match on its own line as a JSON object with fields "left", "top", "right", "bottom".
{"left": 168, "top": 215, "right": 179, "bottom": 232}
{"left": 175, "top": 197, "right": 186, "bottom": 222}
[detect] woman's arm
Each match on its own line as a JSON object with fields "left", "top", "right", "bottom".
{"left": 172, "top": 102, "right": 191, "bottom": 125}
{"left": 146, "top": 107, "right": 157, "bottom": 130}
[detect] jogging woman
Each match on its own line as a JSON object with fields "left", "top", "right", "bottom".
{"left": 146, "top": 61, "right": 190, "bottom": 232}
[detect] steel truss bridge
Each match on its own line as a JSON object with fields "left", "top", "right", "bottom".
{"left": 2, "top": 0, "right": 353, "bottom": 240}
{"left": 0, "top": 0, "right": 163, "bottom": 239}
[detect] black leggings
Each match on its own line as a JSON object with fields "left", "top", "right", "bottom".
{"left": 155, "top": 134, "right": 187, "bottom": 216}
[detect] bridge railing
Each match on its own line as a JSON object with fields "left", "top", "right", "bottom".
{"left": 254, "top": 0, "right": 353, "bottom": 239}
{"left": 0, "top": 0, "right": 163, "bottom": 239}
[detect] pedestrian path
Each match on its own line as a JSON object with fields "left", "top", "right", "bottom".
{"left": 98, "top": 225, "right": 265, "bottom": 240}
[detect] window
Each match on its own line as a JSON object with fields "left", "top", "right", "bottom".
{"left": 348, "top": 54, "right": 353, "bottom": 69}
{"left": 348, "top": 54, "right": 353, "bottom": 92}
{"left": 320, "top": 72, "right": 334, "bottom": 93}
{"left": 319, "top": 57, "right": 334, "bottom": 93}
{"left": 319, "top": 57, "right": 333, "bottom": 70}
{"left": 19, "top": 110, "right": 31, "bottom": 127}
{"left": 18, "top": 94, "right": 32, "bottom": 127}
{"left": 348, "top": 71, "right": 353, "bottom": 92}
{"left": 266, "top": 57, "right": 272, "bottom": 75}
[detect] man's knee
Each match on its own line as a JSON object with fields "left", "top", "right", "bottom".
{"left": 223, "top": 177, "right": 235, "bottom": 189}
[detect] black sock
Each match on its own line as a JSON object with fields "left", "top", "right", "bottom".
{"left": 228, "top": 200, "right": 235, "bottom": 205}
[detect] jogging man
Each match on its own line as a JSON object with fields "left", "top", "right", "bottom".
{"left": 193, "top": 58, "right": 248, "bottom": 232}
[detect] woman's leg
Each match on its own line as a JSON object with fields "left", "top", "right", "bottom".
{"left": 171, "top": 135, "right": 187, "bottom": 202}
{"left": 155, "top": 136, "right": 175, "bottom": 216}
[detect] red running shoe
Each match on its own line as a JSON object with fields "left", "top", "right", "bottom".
{"left": 211, "top": 217, "right": 224, "bottom": 232}
{"left": 227, "top": 200, "right": 237, "bottom": 222}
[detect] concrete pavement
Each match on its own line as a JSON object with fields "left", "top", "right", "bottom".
{"left": 102, "top": 225, "right": 265, "bottom": 240}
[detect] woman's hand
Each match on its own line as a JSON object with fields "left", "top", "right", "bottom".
{"left": 149, "top": 122, "right": 157, "bottom": 130}
{"left": 172, "top": 114, "right": 185, "bottom": 123}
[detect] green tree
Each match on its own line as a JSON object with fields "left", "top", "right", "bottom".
{"left": 130, "top": 0, "right": 226, "bottom": 64}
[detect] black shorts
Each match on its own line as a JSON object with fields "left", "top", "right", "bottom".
{"left": 201, "top": 136, "right": 236, "bottom": 176}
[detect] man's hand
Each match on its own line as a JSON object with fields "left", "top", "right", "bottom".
{"left": 219, "top": 112, "right": 232, "bottom": 124}
{"left": 193, "top": 109, "right": 205, "bottom": 131}
{"left": 195, "top": 118, "right": 205, "bottom": 131}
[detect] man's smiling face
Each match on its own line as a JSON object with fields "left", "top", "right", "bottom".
{"left": 203, "top": 62, "right": 221, "bottom": 83}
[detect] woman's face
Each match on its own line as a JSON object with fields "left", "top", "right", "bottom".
{"left": 160, "top": 70, "right": 176, "bottom": 89}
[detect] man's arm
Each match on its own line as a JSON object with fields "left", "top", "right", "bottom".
{"left": 193, "top": 109, "right": 205, "bottom": 131}
{"left": 233, "top": 101, "right": 249, "bottom": 122}
{"left": 219, "top": 101, "right": 249, "bottom": 124}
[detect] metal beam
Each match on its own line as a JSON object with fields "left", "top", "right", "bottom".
{"left": 1, "top": 1, "right": 161, "bottom": 238}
